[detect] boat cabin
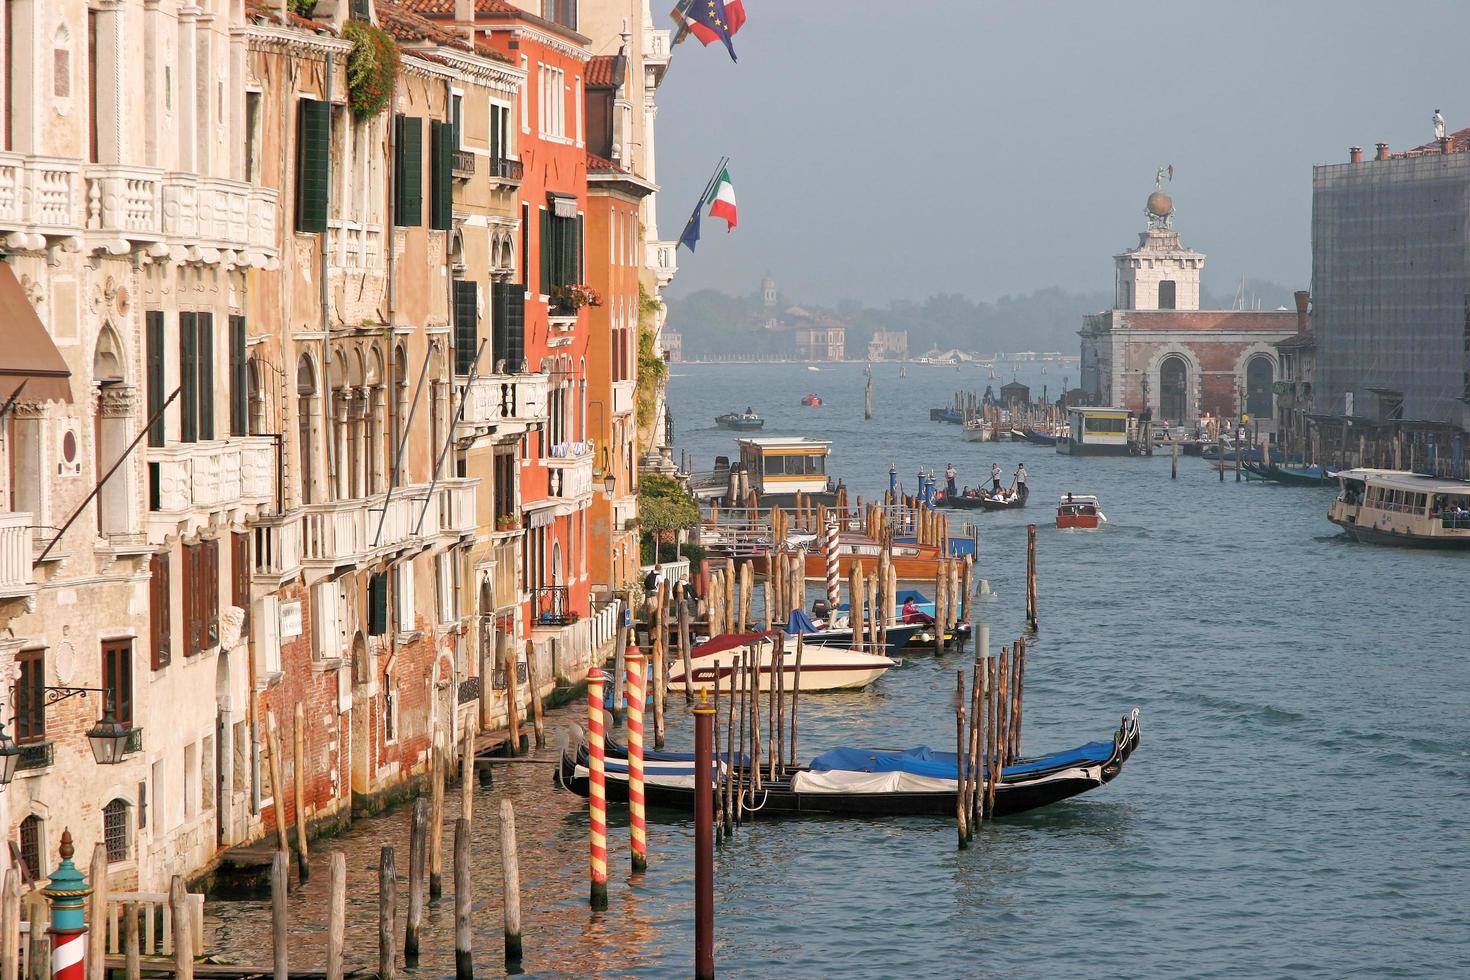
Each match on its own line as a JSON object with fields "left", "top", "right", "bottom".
{"left": 737, "top": 437, "right": 833, "bottom": 500}
{"left": 1057, "top": 406, "right": 1135, "bottom": 456}
{"left": 1328, "top": 468, "right": 1470, "bottom": 548}
{"left": 1056, "top": 494, "right": 1102, "bottom": 529}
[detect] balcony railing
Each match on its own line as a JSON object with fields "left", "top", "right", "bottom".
{"left": 253, "top": 514, "right": 302, "bottom": 580}
{"left": 435, "top": 478, "right": 478, "bottom": 537}
{"left": 451, "top": 150, "right": 476, "bottom": 178}
{"left": 298, "top": 480, "right": 476, "bottom": 572}
{"left": 548, "top": 452, "right": 594, "bottom": 501}
{"left": 457, "top": 373, "right": 548, "bottom": 434}
{"left": 488, "top": 157, "right": 524, "bottom": 181}
{"left": 0, "top": 511, "right": 36, "bottom": 599}
{"left": 0, "top": 154, "right": 82, "bottom": 237}
{"left": 124, "top": 727, "right": 144, "bottom": 756}
{"left": 16, "top": 741, "right": 53, "bottom": 772}
{"left": 532, "top": 586, "right": 577, "bottom": 627}
{"left": 457, "top": 676, "right": 481, "bottom": 705}
{"left": 148, "top": 437, "right": 274, "bottom": 518}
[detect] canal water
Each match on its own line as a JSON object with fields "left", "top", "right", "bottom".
{"left": 209, "top": 362, "right": 1470, "bottom": 977}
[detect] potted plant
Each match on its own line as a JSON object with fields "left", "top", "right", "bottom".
{"left": 496, "top": 515, "right": 518, "bottom": 532}
{"left": 549, "top": 283, "right": 604, "bottom": 312}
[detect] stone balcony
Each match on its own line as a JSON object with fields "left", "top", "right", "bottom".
{"left": 147, "top": 437, "right": 275, "bottom": 543}
{"left": 456, "top": 373, "right": 548, "bottom": 442}
{"left": 643, "top": 28, "right": 671, "bottom": 85}
{"left": 0, "top": 511, "right": 37, "bottom": 603}
{"left": 298, "top": 478, "right": 479, "bottom": 578}
{"left": 647, "top": 240, "right": 678, "bottom": 289}
{"left": 546, "top": 442, "right": 594, "bottom": 504}
{"left": 0, "top": 155, "right": 278, "bottom": 262}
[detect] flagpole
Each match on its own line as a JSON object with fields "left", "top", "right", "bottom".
{"left": 678, "top": 155, "right": 730, "bottom": 251}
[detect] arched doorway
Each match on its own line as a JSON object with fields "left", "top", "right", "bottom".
{"left": 1246, "top": 356, "right": 1274, "bottom": 420}
{"left": 1159, "top": 355, "right": 1188, "bottom": 424}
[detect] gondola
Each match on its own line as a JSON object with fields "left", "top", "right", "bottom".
{"left": 556, "top": 709, "right": 1141, "bottom": 819}
{"left": 1019, "top": 428, "right": 1058, "bottom": 446}
{"left": 715, "top": 411, "right": 765, "bottom": 431}
{"left": 1243, "top": 461, "right": 1335, "bottom": 486}
{"left": 935, "top": 484, "right": 1027, "bottom": 510}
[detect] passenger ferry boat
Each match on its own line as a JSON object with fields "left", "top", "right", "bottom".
{"left": 1055, "top": 407, "right": 1135, "bottom": 456}
{"left": 1327, "top": 468, "right": 1470, "bottom": 548}
{"left": 1056, "top": 494, "right": 1104, "bottom": 530}
{"left": 736, "top": 436, "right": 836, "bottom": 505}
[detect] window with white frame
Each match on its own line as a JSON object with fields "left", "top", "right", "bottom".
{"left": 539, "top": 64, "right": 566, "bottom": 140}
{"left": 520, "top": 56, "right": 530, "bottom": 133}
{"left": 437, "top": 551, "right": 458, "bottom": 625}
{"left": 256, "top": 595, "right": 282, "bottom": 675}
{"left": 396, "top": 561, "right": 416, "bottom": 632}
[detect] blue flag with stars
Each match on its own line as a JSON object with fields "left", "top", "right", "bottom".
{"left": 678, "top": 200, "right": 702, "bottom": 252}
{"left": 688, "top": 0, "right": 738, "bottom": 62}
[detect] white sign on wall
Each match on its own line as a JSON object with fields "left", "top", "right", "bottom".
{"left": 279, "top": 600, "right": 303, "bottom": 639}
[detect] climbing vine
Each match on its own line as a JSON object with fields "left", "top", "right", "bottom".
{"left": 635, "top": 285, "right": 667, "bottom": 435}
{"left": 342, "top": 20, "right": 399, "bottom": 119}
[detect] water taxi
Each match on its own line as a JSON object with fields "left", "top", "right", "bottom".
{"left": 801, "top": 394, "right": 823, "bottom": 407}
{"left": 667, "top": 631, "right": 895, "bottom": 692}
{"left": 1327, "top": 468, "right": 1470, "bottom": 548}
{"left": 1057, "top": 493, "right": 1104, "bottom": 530}
{"left": 1055, "top": 406, "right": 1135, "bottom": 456}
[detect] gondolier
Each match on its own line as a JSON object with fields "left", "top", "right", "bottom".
{"left": 990, "top": 462, "right": 1002, "bottom": 494}
{"left": 945, "top": 462, "right": 957, "bottom": 496}
{"left": 1015, "top": 463, "right": 1028, "bottom": 494}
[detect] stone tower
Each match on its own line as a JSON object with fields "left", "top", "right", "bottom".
{"left": 762, "top": 273, "right": 777, "bottom": 308}
{"left": 1113, "top": 190, "right": 1204, "bottom": 311}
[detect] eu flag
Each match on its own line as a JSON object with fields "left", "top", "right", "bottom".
{"left": 687, "top": 0, "right": 738, "bottom": 62}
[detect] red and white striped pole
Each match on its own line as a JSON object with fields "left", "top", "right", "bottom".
{"left": 624, "top": 647, "right": 647, "bottom": 873}
{"left": 824, "top": 521, "right": 841, "bottom": 614}
{"left": 586, "top": 668, "right": 609, "bottom": 909}
{"left": 41, "top": 830, "right": 90, "bottom": 980}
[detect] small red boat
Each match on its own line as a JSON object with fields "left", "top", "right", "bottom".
{"left": 1056, "top": 494, "right": 1105, "bottom": 530}
{"left": 801, "top": 394, "right": 823, "bottom": 407}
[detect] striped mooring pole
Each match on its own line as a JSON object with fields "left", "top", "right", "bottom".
{"left": 824, "top": 521, "right": 841, "bottom": 613}
{"left": 586, "top": 668, "right": 609, "bottom": 909}
{"left": 624, "top": 647, "right": 648, "bottom": 873}
{"left": 43, "top": 830, "right": 91, "bottom": 980}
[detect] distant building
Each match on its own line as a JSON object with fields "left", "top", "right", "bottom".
{"left": 663, "top": 329, "right": 683, "bottom": 363}
{"left": 1312, "top": 136, "right": 1470, "bottom": 464}
{"left": 794, "top": 322, "right": 846, "bottom": 362}
{"left": 1274, "top": 324, "right": 1316, "bottom": 458}
{"left": 867, "top": 330, "right": 909, "bottom": 361}
{"left": 1079, "top": 186, "right": 1299, "bottom": 427}
{"left": 1000, "top": 381, "right": 1031, "bottom": 408}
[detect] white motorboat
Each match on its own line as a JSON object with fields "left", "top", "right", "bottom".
{"left": 963, "top": 418, "right": 992, "bottom": 442}
{"left": 667, "top": 632, "right": 895, "bottom": 692}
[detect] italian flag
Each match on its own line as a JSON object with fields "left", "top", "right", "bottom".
{"left": 707, "top": 166, "right": 738, "bottom": 230}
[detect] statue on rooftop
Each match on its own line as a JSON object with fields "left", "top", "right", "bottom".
{"left": 1434, "top": 109, "right": 1446, "bottom": 141}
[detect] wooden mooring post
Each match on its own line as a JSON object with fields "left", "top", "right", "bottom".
{"left": 678, "top": 584, "right": 694, "bottom": 704}
{"left": 122, "top": 902, "right": 140, "bottom": 980}
{"left": 525, "top": 639, "right": 546, "bottom": 749}
{"left": 270, "top": 853, "right": 288, "bottom": 980}
{"left": 454, "top": 817, "right": 473, "bottom": 980}
{"left": 87, "top": 845, "right": 107, "bottom": 980}
{"left": 1218, "top": 436, "right": 1226, "bottom": 481}
{"left": 379, "top": 847, "right": 398, "bottom": 980}
{"left": 499, "top": 799, "right": 524, "bottom": 966}
{"left": 171, "top": 875, "right": 195, "bottom": 980}
{"left": 1171, "top": 439, "right": 1179, "bottom": 479}
{"left": 955, "top": 670, "right": 968, "bottom": 848}
{"left": 1, "top": 870, "right": 18, "bottom": 980}
{"left": 265, "top": 711, "right": 290, "bottom": 862}
{"left": 406, "top": 797, "right": 427, "bottom": 964}
{"left": 327, "top": 852, "right": 346, "bottom": 980}
{"left": 1026, "top": 523, "right": 1038, "bottom": 630}
{"left": 429, "top": 731, "right": 445, "bottom": 900}
{"left": 693, "top": 692, "right": 717, "bottom": 980}
{"left": 293, "top": 703, "right": 311, "bottom": 883}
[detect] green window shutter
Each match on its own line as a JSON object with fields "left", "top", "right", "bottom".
{"left": 539, "top": 209, "right": 551, "bottom": 296}
{"left": 453, "top": 280, "right": 478, "bottom": 376}
{"left": 197, "top": 312, "right": 214, "bottom": 441}
{"left": 295, "top": 99, "right": 330, "bottom": 233}
{"left": 505, "top": 287, "right": 525, "bottom": 373}
{"left": 492, "top": 281, "right": 510, "bottom": 370}
{"left": 394, "top": 115, "right": 423, "bottom": 227}
{"left": 146, "top": 311, "right": 165, "bottom": 447}
{"left": 430, "top": 120, "right": 453, "bottom": 231}
{"left": 490, "top": 107, "right": 501, "bottom": 164}
{"left": 572, "top": 214, "right": 583, "bottom": 286}
{"left": 229, "top": 315, "right": 247, "bottom": 437}
{"left": 179, "top": 312, "right": 197, "bottom": 444}
{"left": 368, "top": 572, "right": 388, "bottom": 636}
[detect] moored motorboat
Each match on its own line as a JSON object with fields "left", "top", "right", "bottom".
{"left": 666, "top": 631, "right": 895, "bottom": 692}
{"left": 1056, "top": 493, "right": 1105, "bottom": 530}
{"left": 929, "top": 407, "right": 963, "bottom": 424}
{"left": 715, "top": 410, "right": 765, "bottom": 431}
{"left": 781, "top": 608, "right": 925, "bottom": 657}
{"left": 557, "top": 709, "right": 1142, "bottom": 819}
{"left": 963, "top": 418, "right": 992, "bottom": 442}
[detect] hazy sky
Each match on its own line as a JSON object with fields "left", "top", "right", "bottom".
{"left": 653, "top": 0, "right": 1470, "bottom": 306}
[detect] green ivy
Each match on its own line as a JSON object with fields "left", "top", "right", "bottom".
{"left": 635, "top": 285, "right": 667, "bottom": 434}
{"left": 342, "top": 20, "right": 399, "bottom": 119}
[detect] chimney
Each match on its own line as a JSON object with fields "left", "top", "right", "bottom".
{"left": 1441, "top": 137, "right": 1452, "bottom": 155}
{"left": 1349, "top": 146, "right": 1363, "bottom": 163}
{"left": 456, "top": 0, "right": 475, "bottom": 45}
{"left": 1294, "top": 290, "right": 1310, "bottom": 335}
{"left": 1375, "top": 142, "right": 1390, "bottom": 161}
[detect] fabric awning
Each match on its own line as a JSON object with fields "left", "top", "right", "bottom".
{"left": 548, "top": 192, "right": 578, "bottom": 219}
{"left": 0, "top": 263, "right": 71, "bottom": 403}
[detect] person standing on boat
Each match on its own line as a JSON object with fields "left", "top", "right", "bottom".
{"left": 945, "top": 462, "right": 957, "bottom": 497}
{"left": 1015, "top": 462, "right": 1028, "bottom": 495}
{"left": 990, "top": 462, "right": 1002, "bottom": 494}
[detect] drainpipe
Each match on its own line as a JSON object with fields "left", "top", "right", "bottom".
{"left": 322, "top": 53, "right": 336, "bottom": 500}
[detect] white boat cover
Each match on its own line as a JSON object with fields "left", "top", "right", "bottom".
{"left": 790, "top": 769, "right": 956, "bottom": 794}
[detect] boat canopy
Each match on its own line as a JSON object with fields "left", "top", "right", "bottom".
{"left": 808, "top": 739, "right": 1120, "bottom": 780}
{"left": 691, "top": 631, "right": 773, "bottom": 657}
{"left": 784, "top": 609, "right": 820, "bottom": 634}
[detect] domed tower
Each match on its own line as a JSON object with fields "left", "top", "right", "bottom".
{"left": 1114, "top": 181, "right": 1203, "bottom": 311}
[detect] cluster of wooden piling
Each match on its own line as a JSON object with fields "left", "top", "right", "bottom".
{"left": 953, "top": 630, "right": 1029, "bottom": 847}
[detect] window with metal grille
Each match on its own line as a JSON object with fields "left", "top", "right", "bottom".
{"left": 18, "top": 816, "right": 41, "bottom": 881}
{"left": 103, "top": 799, "right": 129, "bottom": 862}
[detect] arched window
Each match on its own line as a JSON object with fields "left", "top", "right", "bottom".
{"left": 1246, "top": 356, "right": 1274, "bottom": 420}
{"left": 1160, "top": 355, "right": 1189, "bottom": 424}
{"left": 18, "top": 815, "right": 42, "bottom": 879}
{"left": 247, "top": 357, "right": 268, "bottom": 435}
{"left": 297, "top": 354, "right": 318, "bottom": 505}
{"left": 103, "top": 799, "right": 130, "bottom": 862}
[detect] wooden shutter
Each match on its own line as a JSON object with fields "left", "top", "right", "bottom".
{"left": 574, "top": 214, "right": 584, "bottom": 285}
{"left": 204, "top": 538, "right": 219, "bottom": 648}
{"left": 539, "top": 209, "right": 551, "bottom": 295}
{"left": 368, "top": 572, "right": 388, "bottom": 636}
{"left": 492, "top": 282, "right": 511, "bottom": 370}
{"left": 490, "top": 106, "right": 501, "bottom": 164}
{"left": 295, "top": 99, "right": 330, "bottom": 233}
{"left": 229, "top": 315, "right": 247, "bottom": 437}
{"left": 394, "top": 115, "right": 423, "bottom": 227}
{"left": 150, "top": 552, "right": 171, "bottom": 669}
{"left": 179, "top": 312, "right": 197, "bottom": 443}
{"left": 146, "top": 311, "right": 165, "bottom": 447}
{"left": 430, "top": 120, "right": 453, "bottom": 231}
{"left": 102, "top": 639, "right": 133, "bottom": 726}
{"left": 231, "top": 531, "right": 250, "bottom": 635}
{"left": 454, "top": 280, "right": 478, "bottom": 376}
{"left": 197, "top": 313, "right": 214, "bottom": 440}
{"left": 183, "top": 543, "right": 200, "bottom": 656}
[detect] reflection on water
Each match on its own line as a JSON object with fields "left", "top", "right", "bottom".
{"left": 209, "top": 364, "right": 1470, "bottom": 978}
